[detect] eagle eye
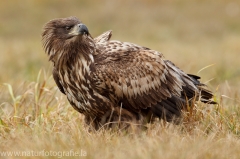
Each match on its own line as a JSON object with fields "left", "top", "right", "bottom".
{"left": 65, "top": 26, "right": 73, "bottom": 31}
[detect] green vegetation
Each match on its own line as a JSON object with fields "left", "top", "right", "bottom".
{"left": 0, "top": 0, "right": 240, "bottom": 158}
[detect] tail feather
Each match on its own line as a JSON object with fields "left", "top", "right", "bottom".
{"left": 187, "top": 74, "right": 217, "bottom": 104}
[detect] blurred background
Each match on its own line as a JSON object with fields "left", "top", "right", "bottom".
{"left": 0, "top": 0, "right": 239, "bottom": 99}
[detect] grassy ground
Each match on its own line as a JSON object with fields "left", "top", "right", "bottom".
{"left": 0, "top": 0, "right": 240, "bottom": 158}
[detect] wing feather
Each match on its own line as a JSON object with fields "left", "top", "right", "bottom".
{"left": 52, "top": 67, "right": 65, "bottom": 94}
{"left": 94, "top": 30, "right": 112, "bottom": 43}
{"left": 91, "top": 40, "right": 190, "bottom": 112}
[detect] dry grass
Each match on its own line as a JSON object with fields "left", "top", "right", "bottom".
{"left": 0, "top": 0, "right": 240, "bottom": 158}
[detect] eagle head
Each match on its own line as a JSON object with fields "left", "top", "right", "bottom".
{"left": 42, "top": 16, "right": 91, "bottom": 61}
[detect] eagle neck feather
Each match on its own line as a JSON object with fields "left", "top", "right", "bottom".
{"left": 56, "top": 39, "right": 99, "bottom": 112}
{"left": 56, "top": 40, "right": 95, "bottom": 76}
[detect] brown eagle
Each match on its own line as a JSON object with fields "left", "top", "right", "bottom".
{"left": 42, "top": 16, "right": 216, "bottom": 129}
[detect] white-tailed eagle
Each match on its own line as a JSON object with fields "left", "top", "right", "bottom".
{"left": 42, "top": 16, "right": 216, "bottom": 129}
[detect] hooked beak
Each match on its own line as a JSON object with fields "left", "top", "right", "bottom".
{"left": 69, "top": 24, "right": 89, "bottom": 36}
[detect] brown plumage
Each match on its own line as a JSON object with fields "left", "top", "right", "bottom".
{"left": 42, "top": 16, "right": 216, "bottom": 130}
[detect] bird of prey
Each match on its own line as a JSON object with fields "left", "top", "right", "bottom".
{"left": 42, "top": 16, "right": 216, "bottom": 130}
